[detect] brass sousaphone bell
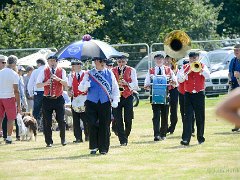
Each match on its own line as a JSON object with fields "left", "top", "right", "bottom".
{"left": 164, "top": 30, "right": 191, "bottom": 59}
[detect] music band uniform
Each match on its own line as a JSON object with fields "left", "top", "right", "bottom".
{"left": 36, "top": 56, "right": 68, "bottom": 147}
{"left": 68, "top": 62, "right": 89, "bottom": 143}
{"left": 178, "top": 52, "right": 210, "bottom": 145}
{"left": 112, "top": 59, "right": 138, "bottom": 145}
{"left": 144, "top": 54, "right": 177, "bottom": 141}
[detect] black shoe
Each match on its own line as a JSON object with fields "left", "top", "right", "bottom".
{"left": 180, "top": 140, "right": 189, "bottom": 146}
{"left": 16, "top": 137, "right": 21, "bottom": 141}
{"left": 100, "top": 151, "right": 107, "bottom": 155}
{"left": 73, "top": 139, "right": 83, "bottom": 143}
{"left": 160, "top": 136, "right": 166, "bottom": 141}
{"left": 90, "top": 148, "right": 98, "bottom": 155}
{"left": 5, "top": 140, "right": 12, "bottom": 144}
{"left": 61, "top": 140, "right": 67, "bottom": 146}
{"left": 46, "top": 144, "right": 52, "bottom": 147}
{"left": 232, "top": 128, "right": 240, "bottom": 132}
{"left": 198, "top": 141, "right": 204, "bottom": 145}
{"left": 120, "top": 142, "right": 127, "bottom": 146}
{"left": 154, "top": 136, "right": 160, "bottom": 141}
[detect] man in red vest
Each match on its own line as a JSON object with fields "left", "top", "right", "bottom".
{"left": 68, "top": 60, "right": 89, "bottom": 143}
{"left": 178, "top": 52, "right": 210, "bottom": 146}
{"left": 112, "top": 53, "right": 138, "bottom": 146}
{"left": 144, "top": 54, "right": 177, "bottom": 141}
{"left": 36, "top": 55, "right": 68, "bottom": 147}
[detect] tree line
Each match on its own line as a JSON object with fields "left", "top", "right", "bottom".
{"left": 0, "top": 0, "right": 239, "bottom": 49}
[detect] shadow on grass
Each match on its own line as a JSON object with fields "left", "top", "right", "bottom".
{"left": 214, "top": 132, "right": 240, "bottom": 135}
{"left": 25, "top": 153, "right": 101, "bottom": 161}
{"left": 164, "top": 144, "right": 199, "bottom": 149}
{"left": 166, "top": 135, "right": 181, "bottom": 139}
{"left": 132, "top": 140, "right": 157, "bottom": 145}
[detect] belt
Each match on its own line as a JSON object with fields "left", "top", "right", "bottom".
{"left": 44, "top": 96, "right": 58, "bottom": 99}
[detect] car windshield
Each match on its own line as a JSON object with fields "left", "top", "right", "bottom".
{"left": 208, "top": 52, "right": 230, "bottom": 64}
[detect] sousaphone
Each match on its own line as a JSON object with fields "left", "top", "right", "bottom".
{"left": 164, "top": 30, "right": 191, "bottom": 59}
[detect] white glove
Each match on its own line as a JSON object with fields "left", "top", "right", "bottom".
{"left": 111, "top": 101, "right": 118, "bottom": 108}
{"left": 85, "top": 81, "right": 91, "bottom": 88}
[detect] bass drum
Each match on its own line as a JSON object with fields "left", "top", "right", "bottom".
{"left": 72, "top": 95, "right": 87, "bottom": 113}
{"left": 151, "top": 75, "right": 168, "bottom": 104}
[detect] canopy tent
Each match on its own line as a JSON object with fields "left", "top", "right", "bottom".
{"left": 18, "top": 49, "right": 54, "bottom": 66}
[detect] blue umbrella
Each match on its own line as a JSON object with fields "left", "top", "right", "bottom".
{"left": 55, "top": 35, "right": 122, "bottom": 61}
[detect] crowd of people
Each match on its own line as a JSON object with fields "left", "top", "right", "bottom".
{"left": 0, "top": 43, "right": 240, "bottom": 154}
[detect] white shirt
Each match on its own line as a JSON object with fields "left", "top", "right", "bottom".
{"left": 68, "top": 70, "right": 85, "bottom": 87}
{"left": 0, "top": 68, "right": 19, "bottom": 98}
{"left": 144, "top": 66, "right": 178, "bottom": 87}
{"left": 27, "top": 65, "right": 45, "bottom": 96}
{"left": 36, "top": 66, "right": 68, "bottom": 85}
{"left": 177, "top": 63, "right": 210, "bottom": 83}
{"left": 117, "top": 66, "right": 139, "bottom": 91}
{"left": 78, "top": 68, "right": 120, "bottom": 103}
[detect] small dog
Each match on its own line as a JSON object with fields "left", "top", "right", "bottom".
{"left": 17, "top": 112, "right": 38, "bottom": 141}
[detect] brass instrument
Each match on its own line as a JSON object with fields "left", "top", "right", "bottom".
{"left": 118, "top": 67, "right": 125, "bottom": 95}
{"left": 164, "top": 30, "right": 191, "bottom": 59}
{"left": 48, "top": 67, "right": 55, "bottom": 97}
{"left": 171, "top": 58, "right": 178, "bottom": 74}
{"left": 181, "top": 60, "right": 202, "bottom": 80}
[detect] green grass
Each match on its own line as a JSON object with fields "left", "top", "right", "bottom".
{"left": 0, "top": 95, "right": 240, "bottom": 179}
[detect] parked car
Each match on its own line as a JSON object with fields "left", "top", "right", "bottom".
{"left": 207, "top": 49, "right": 234, "bottom": 72}
{"left": 205, "top": 69, "right": 229, "bottom": 97}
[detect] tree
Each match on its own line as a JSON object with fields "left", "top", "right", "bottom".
{"left": 210, "top": 0, "right": 240, "bottom": 38}
{"left": 0, "top": 0, "right": 104, "bottom": 49}
{"left": 93, "top": 0, "right": 222, "bottom": 44}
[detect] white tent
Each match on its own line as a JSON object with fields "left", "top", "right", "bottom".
{"left": 18, "top": 49, "right": 54, "bottom": 66}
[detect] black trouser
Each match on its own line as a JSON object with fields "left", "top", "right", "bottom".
{"left": 42, "top": 96, "right": 66, "bottom": 145}
{"left": 179, "top": 92, "right": 195, "bottom": 133}
{"left": 182, "top": 91, "right": 205, "bottom": 143}
{"left": 2, "top": 114, "right": 19, "bottom": 139}
{"left": 33, "top": 91, "right": 44, "bottom": 127}
{"left": 167, "top": 87, "right": 179, "bottom": 133}
{"left": 85, "top": 100, "right": 111, "bottom": 153}
{"left": 113, "top": 95, "right": 134, "bottom": 144}
{"left": 151, "top": 104, "right": 168, "bottom": 137}
{"left": 71, "top": 109, "right": 89, "bottom": 141}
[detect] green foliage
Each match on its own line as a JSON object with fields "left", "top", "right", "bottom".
{"left": 210, "top": 0, "right": 240, "bottom": 38}
{"left": 93, "top": 0, "right": 222, "bottom": 44}
{"left": 0, "top": 0, "right": 104, "bottom": 49}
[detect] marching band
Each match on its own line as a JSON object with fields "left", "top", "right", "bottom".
{"left": 1, "top": 31, "right": 239, "bottom": 155}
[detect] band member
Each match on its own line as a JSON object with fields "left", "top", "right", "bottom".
{"left": 164, "top": 55, "right": 179, "bottom": 134}
{"left": 178, "top": 60, "right": 196, "bottom": 137}
{"left": 228, "top": 44, "right": 240, "bottom": 132}
{"left": 178, "top": 52, "right": 210, "bottom": 146}
{"left": 112, "top": 53, "right": 138, "bottom": 146}
{"left": 79, "top": 57, "right": 120, "bottom": 155}
{"left": 36, "top": 55, "right": 68, "bottom": 147}
{"left": 68, "top": 60, "right": 89, "bottom": 143}
{"left": 144, "top": 54, "right": 177, "bottom": 141}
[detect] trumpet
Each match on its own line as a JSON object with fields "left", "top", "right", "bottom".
{"left": 181, "top": 61, "right": 202, "bottom": 80}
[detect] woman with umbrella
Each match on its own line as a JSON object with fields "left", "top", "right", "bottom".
{"left": 78, "top": 57, "right": 120, "bottom": 155}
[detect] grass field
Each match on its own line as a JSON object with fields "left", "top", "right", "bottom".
{"left": 0, "top": 96, "right": 240, "bottom": 179}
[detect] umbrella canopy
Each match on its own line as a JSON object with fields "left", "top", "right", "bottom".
{"left": 55, "top": 35, "right": 122, "bottom": 61}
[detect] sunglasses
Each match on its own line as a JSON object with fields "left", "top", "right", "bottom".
{"left": 1, "top": 62, "right": 6, "bottom": 64}
{"left": 117, "top": 60, "right": 126, "bottom": 63}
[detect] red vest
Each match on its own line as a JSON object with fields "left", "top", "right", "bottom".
{"left": 112, "top": 66, "right": 133, "bottom": 98}
{"left": 72, "top": 72, "right": 87, "bottom": 97}
{"left": 149, "top": 66, "right": 174, "bottom": 90}
{"left": 183, "top": 63, "right": 205, "bottom": 93}
{"left": 178, "top": 82, "right": 185, "bottom": 95}
{"left": 43, "top": 67, "right": 63, "bottom": 97}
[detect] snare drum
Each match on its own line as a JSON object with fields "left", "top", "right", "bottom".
{"left": 151, "top": 75, "right": 168, "bottom": 104}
